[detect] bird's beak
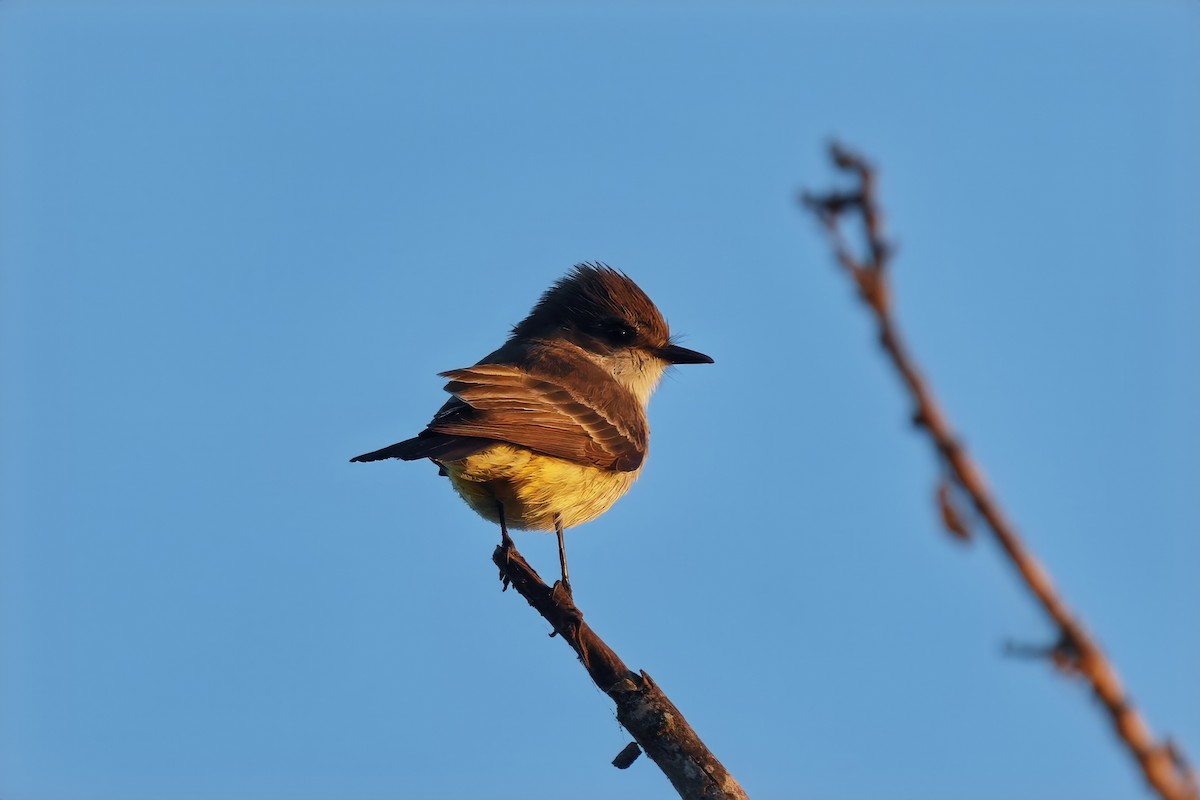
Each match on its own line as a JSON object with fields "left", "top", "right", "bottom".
{"left": 655, "top": 344, "right": 714, "bottom": 364}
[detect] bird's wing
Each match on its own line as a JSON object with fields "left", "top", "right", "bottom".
{"left": 428, "top": 363, "right": 646, "bottom": 472}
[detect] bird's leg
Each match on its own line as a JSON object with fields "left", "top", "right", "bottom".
{"left": 496, "top": 500, "right": 513, "bottom": 590}
{"left": 554, "top": 512, "right": 572, "bottom": 594}
{"left": 496, "top": 500, "right": 514, "bottom": 548}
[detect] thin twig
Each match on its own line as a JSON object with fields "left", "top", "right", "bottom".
{"left": 493, "top": 541, "right": 748, "bottom": 800}
{"left": 801, "top": 141, "right": 1198, "bottom": 800}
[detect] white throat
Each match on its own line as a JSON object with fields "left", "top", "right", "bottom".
{"left": 594, "top": 349, "right": 667, "bottom": 408}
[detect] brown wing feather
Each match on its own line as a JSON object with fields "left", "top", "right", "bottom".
{"left": 429, "top": 363, "right": 646, "bottom": 471}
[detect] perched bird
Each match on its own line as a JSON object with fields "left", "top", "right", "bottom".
{"left": 351, "top": 263, "right": 712, "bottom": 590}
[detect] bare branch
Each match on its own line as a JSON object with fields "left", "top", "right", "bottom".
{"left": 493, "top": 541, "right": 748, "bottom": 800}
{"left": 802, "top": 142, "right": 1198, "bottom": 800}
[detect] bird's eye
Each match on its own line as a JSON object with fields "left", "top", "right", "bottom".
{"left": 590, "top": 319, "right": 637, "bottom": 345}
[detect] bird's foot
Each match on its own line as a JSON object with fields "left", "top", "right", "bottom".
{"left": 550, "top": 580, "right": 582, "bottom": 631}
{"left": 496, "top": 538, "right": 515, "bottom": 592}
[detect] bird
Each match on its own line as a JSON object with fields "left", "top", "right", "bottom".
{"left": 350, "top": 263, "right": 712, "bottom": 592}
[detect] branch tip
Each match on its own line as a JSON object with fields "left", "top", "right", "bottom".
{"left": 936, "top": 479, "right": 973, "bottom": 542}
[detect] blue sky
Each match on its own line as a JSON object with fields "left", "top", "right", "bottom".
{"left": 2, "top": 2, "right": 1197, "bottom": 799}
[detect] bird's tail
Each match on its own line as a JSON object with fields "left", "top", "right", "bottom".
{"left": 350, "top": 434, "right": 492, "bottom": 463}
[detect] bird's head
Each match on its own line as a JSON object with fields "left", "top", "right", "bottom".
{"left": 511, "top": 263, "right": 713, "bottom": 403}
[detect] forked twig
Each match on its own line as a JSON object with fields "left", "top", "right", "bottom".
{"left": 493, "top": 541, "right": 748, "bottom": 800}
{"left": 801, "top": 142, "right": 1198, "bottom": 800}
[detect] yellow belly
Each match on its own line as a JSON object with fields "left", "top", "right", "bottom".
{"left": 441, "top": 443, "right": 641, "bottom": 531}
